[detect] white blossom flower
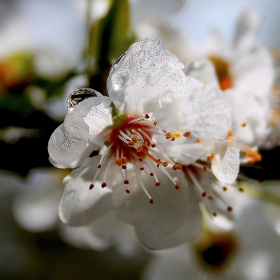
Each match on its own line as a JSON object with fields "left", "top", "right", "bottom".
{"left": 192, "top": 10, "right": 274, "bottom": 150}
{"left": 48, "top": 38, "right": 240, "bottom": 249}
{"left": 143, "top": 193, "right": 280, "bottom": 280}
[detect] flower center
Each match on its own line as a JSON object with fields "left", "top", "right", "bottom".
{"left": 208, "top": 56, "right": 233, "bottom": 91}
{"left": 89, "top": 113, "right": 183, "bottom": 203}
{"left": 193, "top": 229, "right": 237, "bottom": 272}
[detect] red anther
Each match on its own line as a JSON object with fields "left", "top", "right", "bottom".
{"left": 203, "top": 165, "right": 207, "bottom": 171}
{"left": 151, "top": 143, "right": 156, "bottom": 148}
{"left": 165, "top": 132, "right": 172, "bottom": 139}
{"left": 139, "top": 158, "right": 143, "bottom": 162}
{"left": 98, "top": 164, "right": 102, "bottom": 169}
{"left": 227, "top": 206, "right": 233, "bottom": 212}
{"left": 122, "top": 164, "right": 127, "bottom": 169}
{"left": 124, "top": 179, "right": 129, "bottom": 184}
{"left": 175, "top": 184, "right": 180, "bottom": 190}
{"left": 89, "top": 184, "right": 94, "bottom": 190}
{"left": 173, "top": 164, "right": 182, "bottom": 170}
{"left": 163, "top": 162, "right": 168, "bottom": 167}
{"left": 171, "top": 136, "right": 176, "bottom": 141}
{"left": 145, "top": 114, "right": 150, "bottom": 119}
{"left": 150, "top": 198, "right": 154, "bottom": 204}
{"left": 202, "top": 191, "right": 207, "bottom": 197}
{"left": 183, "top": 131, "right": 191, "bottom": 137}
{"left": 157, "top": 164, "right": 160, "bottom": 168}
{"left": 155, "top": 182, "right": 161, "bottom": 187}
{"left": 128, "top": 140, "right": 134, "bottom": 146}
{"left": 153, "top": 121, "right": 158, "bottom": 126}
{"left": 150, "top": 173, "right": 154, "bottom": 176}
{"left": 140, "top": 167, "right": 144, "bottom": 171}
{"left": 101, "top": 182, "right": 107, "bottom": 188}
{"left": 125, "top": 189, "right": 130, "bottom": 194}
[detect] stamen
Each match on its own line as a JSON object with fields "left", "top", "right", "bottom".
{"left": 89, "top": 184, "right": 94, "bottom": 190}
{"left": 101, "top": 182, "right": 107, "bottom": 188}
{"left": 241, "top": 122, "right": 247, "bottom": 127}
{"left": 183, "top": 131, "right": 191, "bottom": 137}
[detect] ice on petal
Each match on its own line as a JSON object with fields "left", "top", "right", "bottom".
{"left": 212, "top": 139, "right": 240, "bottom": 184}
{"left": 58, "top": 156, "right": 114, "bottom": 226}
{"left": 107, "top": 38, "right": 186, "bottom": 114}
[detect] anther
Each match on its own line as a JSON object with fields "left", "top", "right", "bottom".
{"left": 124, "top": 179, "right": 129, "bottom": 184}
{"left": 208, "top": 153, "right": 215, "bottom": 161}
{"left": 89, "top": 184, "right": 94, "bottom": 190}
{"left": 223, "top": 186, "right": 227, "bottom": 191}
{"left": 203, "top": 165, "right": 207, "bottom": 171}
{"left": 125, "top": 189, "right": 130, "bottom": 194}
{"left": 150, "top": 198, "right": 154, "bottom": 204}
{"left": 227, "top": 206, "right": 233, "bottom": 212}
{"left": 150, "top": 173, "right": 154, "bottom": 176}
{"left": 212, "top": 212, "right": 217, "bottom": 217}
{"left": 155, "top": 182, "right": 161, "bottom": 187}
{"left": 241, "top": 122, "right": 247, "bottom": 127}
{"left": 171, "top": 136, "right": 176, "bottom": 141}
{"left": 145, "top": 114, "right": 150, "bottom": 119}
{"left": 101, "top": 182, "right": 107, "bottom": 188}
{"left": 175, "top": 184, "right": 180, "bottom": 190}
{"left": 183, "top": 131, "right": 191, "bottom": 137}
{"left": 122, "top": 164, "right": 127, "bottom": 169}
{"left": 195, "top": 139, "right": 201, "bottom": 144}
{"left": 202, "top": 191, "right": 207, "bottom": 197}
{"left": 172, "top": 164, "right": 182, "bottom": 170}
{"left": 239, "top": 187, "right": 244, "bottom": 192}
{"left": 208, "top": 195, "right": 214, "bottom": 200}
{"left": 227, "top": 130, "right": 233, "bottom": 136}
{"left": 151, "top": 143, "right": 156, "bottom": 148}
{"left": 98, "top": 164, "right": 102, "bottom": 169}
{"left": 153, "top": 121, "right": 158, "bottom": 126}
{"left": 163, "top": 162, "right": 168, "bottom": 167}
{"left": 165, "top": 132, "right": 172, "bottom": 139}
{"left": 140, "top": 167, "right": 144, "bottom": 171}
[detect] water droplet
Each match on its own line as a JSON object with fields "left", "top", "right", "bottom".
{"left": 109, "top": 51, "right": 127, "bottom": 75}
{"left": 67, "top": 88, "right": 100, "bottom": 111}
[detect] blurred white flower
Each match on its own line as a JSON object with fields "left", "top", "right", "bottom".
{"left": 143, "top": 194, "right": 280, "bottom": 280}
{"left": 48, "top": 38, "right": 240, "bottom": 249}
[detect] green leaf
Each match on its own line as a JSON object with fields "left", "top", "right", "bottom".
{"left": 89, "top": 0, "right": 135, "bottom": 71}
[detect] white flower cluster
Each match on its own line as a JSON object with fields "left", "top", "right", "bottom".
{"left": 48, "top": 10, "right": 274, "bottom": 254}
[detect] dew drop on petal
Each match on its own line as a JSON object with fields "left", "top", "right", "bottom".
{"left": 67, "top": 88, "right": 101, "bottom": 111}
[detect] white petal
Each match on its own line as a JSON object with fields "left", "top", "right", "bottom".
{"left": 48, "top": 96, "right": 109, "bottom": 165}
{"left": 83, "top": 97, "right": 112, "bottom": 146}
{"left": 58, "top": 156, "right": 113, "bottom": 226}
{"left": 185, "top": 59, "right": 219, "bottom": 88}
{"left": 107, "top": 38, "right": 186, "bottom": 115}
{"left": 211, "top": 139, "right": 240, "bottom": 184}
{"left": 233, "top": 9, "right": 262, "bottom": 52}
{"left": 178, "top": 77, "right": 232, "bottom": 141}
{"left": 112, "top": 172, "right": 201, "bottom": 249}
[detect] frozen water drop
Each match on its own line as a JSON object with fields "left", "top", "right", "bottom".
{"left": 67, "top": 88, "right": 100, "bottom": 111}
